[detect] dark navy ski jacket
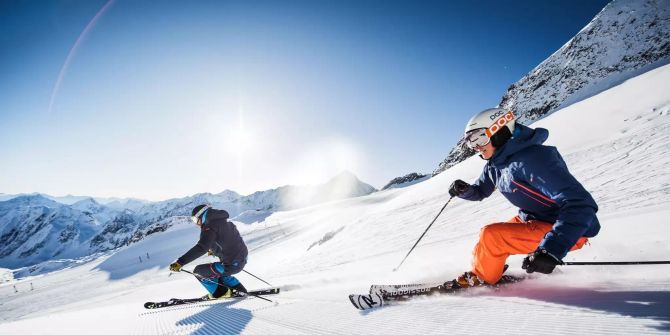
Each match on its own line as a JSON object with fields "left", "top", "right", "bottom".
{"left": 177, "top": 208, "right": 248, "bottom": 266}
{"left": 459, "top": 124, "right": 600, "bottom": 259}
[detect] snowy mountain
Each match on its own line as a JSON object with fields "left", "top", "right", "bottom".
{"left": 0, "top": 195, "right": 102, "bottom": 269}
{"left": 98, "top": 197, "right": 149, "bottom": 211}
{"left": 0, "top": 194, "right": 152, "bottom": 270}
{"left": 0, "top": 192, "right": 151, "bottom": 208}
{"left": 0, "top": 172, "right": 376, "bottom": 270}
{"left": 70, "top": 197, "right": 118, "bottom": 224}
{"left": 270, "top": 171, "right": 377, "bottom": 211}
{"left": 381, "top": 172, "right": 430, "bottom": 190}
{"left": 434, "top": 0, "right": 670, "bottom": 175}
{"left": 129, "top": 171, "right": 375, "bottom": 224}
{"left": 503, "top": 0, "right": 670, "bottom": 124}
{"left": 45, "top": 194, "right": 100, "bottom": 205}
{"left": 0, "top": 63, "right": 668, "bottom": 334}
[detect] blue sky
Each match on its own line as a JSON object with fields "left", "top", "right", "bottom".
{"left": 0, "top": 0, "right": 609, "bottom": 201}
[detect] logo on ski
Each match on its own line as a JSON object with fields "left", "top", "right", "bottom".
{"left": 350, "top": 275, "right": 525, "bottom": 310}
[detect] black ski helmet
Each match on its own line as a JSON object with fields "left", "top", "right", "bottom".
{"left": 191, "top": 204, "right": 211, "bottom": 219}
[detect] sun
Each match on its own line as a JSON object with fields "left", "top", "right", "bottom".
{"left": 226, "top": 124, "right": 256, "bottom": 156}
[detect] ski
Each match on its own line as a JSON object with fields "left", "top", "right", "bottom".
{"left": 368, "top": 265, "right": 515, "bottom": 296}
{"left": 350, "top": 275, "right": 524, "bottom": 310}
{"left": 144, "top": 287, "right": 280, "bottom": 309}
{"left": 369, "top": 282, "right": 438, "bottom": 295}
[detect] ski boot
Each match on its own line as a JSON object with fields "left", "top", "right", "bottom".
{"left": 447, "top": 264, "right": 514, "bottom": 289}
{"left": 230, "top": 283, "right": 248, "bottom": 297}
{"left": 203, "top": 285, "right": 234, "bottom": 300}
{"left": 202, "top": 289, "right": 233, "bottom": 300}
{"left": 444, "top": 271, "right": 485, "bottom": 290}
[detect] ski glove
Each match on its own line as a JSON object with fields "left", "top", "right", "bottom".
{"left": 448, "top": 179, "right": 470, "bottom": 197}
{"left": 522, "top": 249, "right": 563, "bottom": 274}
{"left": 169, "top": 261, "right": 182, "bottom": 272}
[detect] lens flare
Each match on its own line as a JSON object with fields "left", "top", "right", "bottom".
{"left": 48, "top": 0, "right": 115, "bottom": 114}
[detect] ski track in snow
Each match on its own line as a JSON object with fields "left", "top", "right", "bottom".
{"left": 133, "top": 287, "right": 668, "bottom": 335}
{"left": 1, "top": 66, "right": 670, "bottom": 334}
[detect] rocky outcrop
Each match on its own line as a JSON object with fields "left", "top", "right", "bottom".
{"left": 434, "top": 0, "right": 670, "bottom": 175}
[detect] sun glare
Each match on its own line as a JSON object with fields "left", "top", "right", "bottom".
{"left": 224, "top": 113, "right": 256, "bottom": 156}
{"left": 290, "top": 138, "right": 361, "bottom": 186}
{"left": 227, "top": 126, "right": 255, "bottom": 155}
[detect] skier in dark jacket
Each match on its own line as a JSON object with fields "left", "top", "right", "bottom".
{"left": 448, "top": 108, "right": 600, "bottom": 287}
{"left": 169, "top": 204, "right": 249, "bottom": 298}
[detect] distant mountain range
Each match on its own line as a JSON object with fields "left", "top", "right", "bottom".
{"left": 433, "top": 0, "right": 670, "bottom": 175}
{"left": 0, "top": 171, "right": 376, "bottom": 270}
{"left": 0, "top": 192, "right": 150, "bottom": 208}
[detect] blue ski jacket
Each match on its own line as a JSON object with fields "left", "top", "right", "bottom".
{"left": 459, "top": 124, "right": 600, "bottom": 259}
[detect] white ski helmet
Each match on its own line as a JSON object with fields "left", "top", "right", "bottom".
{"left": 464, "top": 108, "right": 516, "bottom": 148}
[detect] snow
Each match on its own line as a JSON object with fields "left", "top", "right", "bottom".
{"left": 1, "top": 65, "right": 669, "bottom": 334}
{"left": 0, "top": 269, "right": 12, "bottom": 283}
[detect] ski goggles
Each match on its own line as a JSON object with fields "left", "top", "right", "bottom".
{"left": 191, "top": 205, "right": 211, "bottom": 223}
{"left": 464, "top": 128, "right": 490, "bottom": 149}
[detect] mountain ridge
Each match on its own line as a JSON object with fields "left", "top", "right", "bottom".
{"left": 433, "top": 0, "right": 670, "bottom": 175}
{"left": 0, "top": 171, "right": 376, "bottom": 270}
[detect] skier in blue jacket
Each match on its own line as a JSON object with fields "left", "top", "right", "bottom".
{"left": 169, "top": 204, "right": 249, "bottom": 299}
{"left": 448, "top": 108, "right": 600, "bottom": 287}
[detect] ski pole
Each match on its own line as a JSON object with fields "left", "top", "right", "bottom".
{"left": 393, "top": 196, "right": 455, "bottom": 272}
{"left": 243, "top": 269, "right": 274, "bottom": 287}
{"left": 564, "top": 261, "right": 670, "bottom": 265}
{"left": 178, "top": 269, "right": 273, "bottom": 303}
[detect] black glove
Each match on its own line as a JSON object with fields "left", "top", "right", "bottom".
{"left": 448, "top": 179, "right": 470, "bottom": 197}
{"left": 169, "top": 261, "right": 182, "bottom": 272}
{"left": 522, "top": 249, "right": 563, "bottom": 274}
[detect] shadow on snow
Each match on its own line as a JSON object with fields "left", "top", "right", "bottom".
{"left": 496, "top": 285, "right": 670, "bottom": 331}
{"left": 175, "top": 300, "right": 253, "bottom": 335}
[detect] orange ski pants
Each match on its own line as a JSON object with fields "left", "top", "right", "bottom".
{"left": 471, "top": 216, "right": 588, "bottom": 284}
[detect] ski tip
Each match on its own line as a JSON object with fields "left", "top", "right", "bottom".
{"left": 348, "top": 294, "right": 363, "bottom": 310}
{"left": 349, "top": 293, "right": 384, "bottom": 311}
{"left": 144, "top": 302, "right": 156, "bottom": 309}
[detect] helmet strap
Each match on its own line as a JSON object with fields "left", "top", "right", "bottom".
{"left": 491, "top": 127, "right": 513, "bottom": 148}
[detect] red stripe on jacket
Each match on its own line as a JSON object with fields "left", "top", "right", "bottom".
{"left": 511, "top": 180, "right": 557, "bottom": 206}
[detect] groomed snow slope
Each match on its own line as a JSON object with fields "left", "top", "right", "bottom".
{"left": 1, "top": 64, "right": 669, "bottom": 334}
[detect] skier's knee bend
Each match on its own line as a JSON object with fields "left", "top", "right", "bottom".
{"left": 193, "top": 263, "right": 219, "bottom": 278}
{"left": 479, "top": 223, "right": 502, "bottom": 242}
